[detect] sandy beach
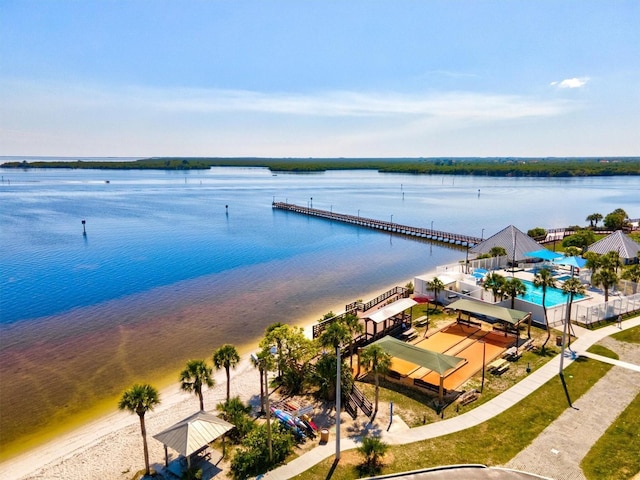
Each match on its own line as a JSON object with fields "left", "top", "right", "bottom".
{"left": 0, "top": 354, "right": 263, "bottom": 480}
{"left": 0, "top": 281, "right": 408, "bottom": 480}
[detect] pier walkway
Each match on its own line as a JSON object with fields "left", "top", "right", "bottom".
{"left": 272, "top": 202, "right": 482, "bottom": 247}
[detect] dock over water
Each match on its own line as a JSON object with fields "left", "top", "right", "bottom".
{"left": 272, "top": 202, "right": 482, "bottom": 247}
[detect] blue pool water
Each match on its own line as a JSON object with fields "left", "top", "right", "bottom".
{"left": 519, "top": 279, "right": 584, "bottom": 307}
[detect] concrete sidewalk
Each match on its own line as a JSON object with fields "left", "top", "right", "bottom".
{"left": 262, "top": 316, "right": 640, "bottom": 479}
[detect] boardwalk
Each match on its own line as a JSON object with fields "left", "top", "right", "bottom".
{"left": 272, "top": 202, "right": 482, "bottom": 246}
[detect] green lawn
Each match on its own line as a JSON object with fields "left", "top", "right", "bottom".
{"left": 294, "top": 358, "right": 612, "bottom": 479}
{"left": 586, "top": 344, "right": 619, "bottom": 359}
{"left": 611, "top": 325, "right": 640, "bottom": 344}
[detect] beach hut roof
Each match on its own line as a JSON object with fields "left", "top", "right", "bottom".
{"left": 153, "top": 411, "right": 234, "bottom": 457}
{"left": 587, "top": 230, "right": 640, "bottom": 260}
{"left": 471, "top": 225, "right": 542, "bottom": 262}
{"left": 367, "top": 298, "right": 418, "bottom": 324}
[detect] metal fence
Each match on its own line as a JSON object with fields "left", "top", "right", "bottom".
{"left": 572, "top": 292, "right": 640, "bottom": 327}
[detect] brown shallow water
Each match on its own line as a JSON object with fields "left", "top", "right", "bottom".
{"left": 0, "top": 249, "right": 425, "bottom": 457}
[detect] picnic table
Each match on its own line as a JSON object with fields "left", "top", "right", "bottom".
{"left": 414, "top": 315, "right": 429, "bottom": 327}
{"left": 400, "top": 327, "right": 418, "bottom": 341}
{"left": 488, "top": 358, "right": 509, "bottom": 374}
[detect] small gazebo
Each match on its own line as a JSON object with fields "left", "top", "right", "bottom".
{"left": 153, "top": 411, "right": 234, "bottom": 469}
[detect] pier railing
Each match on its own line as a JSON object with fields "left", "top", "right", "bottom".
{"left": 272, "top": 202, "right": 482, "bottom": 247}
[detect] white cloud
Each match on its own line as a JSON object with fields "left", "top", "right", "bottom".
{"left": 121, "top": 85, "right": 575, "bottom": 122}
{"left": 550, "top": 77, "right": 590, "bottom": 89}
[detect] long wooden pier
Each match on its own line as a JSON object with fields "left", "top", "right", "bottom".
{"left": 272, "top": 202, "right": 482, "bottom": 247}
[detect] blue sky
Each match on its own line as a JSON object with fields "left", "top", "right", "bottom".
{"left": 1, "top": 1, "right": 638, "bottom": 157}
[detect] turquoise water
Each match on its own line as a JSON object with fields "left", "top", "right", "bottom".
{"left": 519, "top": 279, "right": 584, "bottom": 307}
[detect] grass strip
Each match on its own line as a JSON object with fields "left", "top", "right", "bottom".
{"left": 586, "top": 344, "right": 619, "bottom": 359}
{"left": 611, "top": 325, "right": 640, "bottom": 345}
{"left": 294, "top": 357, "right": 612, "bottom": 480}
{"left": 581, "top": 391, "right": 640, "bottom": 480}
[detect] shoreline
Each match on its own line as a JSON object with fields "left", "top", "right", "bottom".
{"left": 0, "top": 277, "right": 415, "bottom": 480}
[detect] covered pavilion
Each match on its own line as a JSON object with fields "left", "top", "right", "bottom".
{"left": 471, "top": 225, "right": 543, "bottom": 264}
{"left": 153, "top": 411, "right": 234, "bottom": 470}
{"left": 447, "top": 298, "right": 532, "bottom": 338}
{"left": 587, "top": 230, "right": 640, "bottom": 264}
{"left": 364, "top": 297, "right": 418, "bottom": 342}
{"left": 371, "top": 336, "right": 464, "bottom": 401}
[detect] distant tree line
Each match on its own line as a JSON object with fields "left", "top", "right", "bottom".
{"left": 2, "top": 157, "right": 639, "bottom": 176}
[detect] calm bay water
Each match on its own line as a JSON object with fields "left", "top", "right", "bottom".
{"left": 0, "top": 165, "right": 638, "bottom": 453}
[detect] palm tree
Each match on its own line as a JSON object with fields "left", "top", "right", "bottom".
{"left": 489, "top": 246, "right": 507, "bottom": 257}
{"left": 254, "top": 347, "right": 275, "bottom": 461}
{"left": 357, "top": 434, "right": 389, "bottom": 476}
{"left": 586, "top": 213, "right": 603, "bottom": 228}
{"left": 359, "top": 344, "right": 392, "bottom": 417}
{"left": 318, "top": 321, "right": 351, "bottom": 461}
{"left": 621, "top": 264, "right": 640, "bottom": 294}
{"left": 601, "top": 250, "right": 622, "bottom": 274}
{"left": 484, "top": 272, "right": 505, "bottom": 302}
{"left": 179, "top": 359, "right": 214, "bottom": 411}
{"left": 503, "top": 277, "right": 526, "bottom": 309}
{"left": 584, "top": 251, "right": 601, "bottom": 281}
{"left": 118, "top": 383, "right": 160, "bottom": 476}
{"left": 427, "top": 277, "right": 445, "bottom": 308}
{"left": 533, "top": 268, "right": 556, "bottom": 352}
{"left": 341, "top": 312, "right": 364, "bottom": 369}
{"left": 213, "top": 344, "right": 240, "bottom": 402}
{"left": 591, "top": 268, "right": 619, "bottom": 302}
{"left": 560, "top": 277, "right": 586, "bottom": 360}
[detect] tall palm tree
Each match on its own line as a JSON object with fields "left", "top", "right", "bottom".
{"left": 341, "top": 312, "right": 364, "bottom": 369}
{"left": 213, "top": 344, "right": 240, "bottom": 402}
{"left": 503, "top": 277, "right": 526, "bottom": 309}
{"left": 179, "top": 359, "right": 214, "bottom": 411}
{"left": 118, "top": 383, "right": 160, "bottom": 476}
{"left": 560, "top": 277, "right": 586, "bottom": 364}
{"left": 254, "top": 347, "right": 275, "bottom": 461}
{"left": 583, "top": 251, "right": 601, "bottom": 281}
{"left": 319, "top": 321, "right": 351, "bottom": 461}
{"left": 591, "top": 268, "right": 619, "bottom": 302}
{"left": 427, "top": 277, "right": 445, "bottom": 308}
{"left": 601, "top": 250, "right": 622, "bottom": 274}
{"left": 359, "top": 344, "right": 392, "bottom": 417}
{"left": 533, "top": 268, "right": 556, "bottom": 352}
{"left": 484, "top": 272, "right": 505, "bottom": 302}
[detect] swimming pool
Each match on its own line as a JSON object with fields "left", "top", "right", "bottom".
{"left": 518, "top": 279, "right": 585, "bottom": 307}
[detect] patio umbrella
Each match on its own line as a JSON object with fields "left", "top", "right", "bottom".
{"left": 553, "top": 256, "right": 587, "bottom": 269}
{"left": 524, "top": 249, "right": 563, "bottom": 261}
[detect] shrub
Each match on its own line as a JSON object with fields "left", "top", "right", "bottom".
{"left": 216, "top": 397, "right": 255, "bottom": 444}
{"left": 230, "top": 423, "right": 294, "bottom": 479}
{"left": 356, "top": 435, "right": 389, "bottom": 476}
{"left": 527, "top": 227, "right": 546, "bottom": 239}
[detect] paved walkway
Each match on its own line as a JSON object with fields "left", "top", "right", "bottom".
{"left": 505, "top": 332, "right": 640, "bottom": 479}
{"left": 262, "top": 317, "right": 640, "bottom": 479}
